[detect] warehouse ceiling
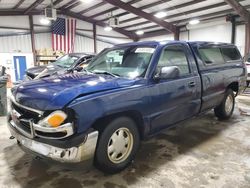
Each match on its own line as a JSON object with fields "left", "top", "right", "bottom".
{"left": 0, "top": 0, "right": 250, "bottom": 40}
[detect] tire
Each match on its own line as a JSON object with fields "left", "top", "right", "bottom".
{"left": 94, "top": 117, "right": 140, "bottom": 173}
{"left": 214, "top": 89, "right": 235, "bottom": 120}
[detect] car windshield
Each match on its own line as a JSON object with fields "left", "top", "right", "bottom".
{"left": 54, "top": 54, "right": 79, "bottom": 68}
{"left": 86, "top": 45, "right": 155, "bottom": 78}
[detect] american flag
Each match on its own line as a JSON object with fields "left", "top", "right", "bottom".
{"left": 52, "top": 17, "right": 76, "bottom": 53}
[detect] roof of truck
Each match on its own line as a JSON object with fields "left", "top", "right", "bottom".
{"left": 114, "top": 40, "right": 235, "bottom": 47}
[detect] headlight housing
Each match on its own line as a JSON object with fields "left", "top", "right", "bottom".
{"left": 39, "top": 110, "right": 67, "bottom": 128}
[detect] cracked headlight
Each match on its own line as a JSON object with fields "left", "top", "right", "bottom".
{"left": 39, "top": 110, "right": 67, "bottom": 128}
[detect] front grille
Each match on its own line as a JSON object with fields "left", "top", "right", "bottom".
{"left": 19, "top": 120, "right": 32, "bottom": 134}
{"left": 11, "top": 102, "right": 40, "bottom": 123}
{"left": 35, "top": 130, "right": 67, "bottom": 138}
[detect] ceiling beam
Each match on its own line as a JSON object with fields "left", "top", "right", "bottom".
{"left": 52, "top": 0, "right": 64, "bottom": 7}
{"left": 121, "top": 0, "right": 244, "bottom": 30}
{"left": 64, "top": 1, "right": 81, "bottom": 10}
{"left": 140, "top": 30, "right": 172, "bottom": 39}
{"left": 100, "top": 0, "right": 173, "bottom": 22}
{"left": 59, "top": 0, "right": 76, "bottom": 9}
{"left": 89, "top": 0, "right": 142, "bottom": 19}
{"left": 78, "top": 2, "right": 106, "bottom": 15}
{"left": 45, "top": 0, "right": 65, "bottom": 8}
{"left": 13, "top": 0, "right": 26, "bottom": 9}
{"left": 0, "top": 10, "right": 41, "bottom": 16}
{"left": 62, "top": 10, "right": 138, "bottom": 41}
{"left": 118, "top": 0, "right": 206, "bottom": 25}
{"left": 24, "top": 0, "right": 45, "bottom": 14}
{"left": 102, "top": 0, "right": 176, "bottom": 33}
{"left": 224, "top": 0, "right": 250, "bottom": 22}
{"left": 139, "top": 6, "right": 250, "bottom": 39}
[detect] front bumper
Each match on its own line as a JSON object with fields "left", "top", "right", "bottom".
{"left": 8, "top": 121, "right": 99, "bottom": 163}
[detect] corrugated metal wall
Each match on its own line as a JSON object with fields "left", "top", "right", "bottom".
{"left": 34, "top": 33, "right": 52, "bottom": 50}
{"left": 0, "top": 34, "right": 32, "bottom": 53}
{"left": 74, "top": 35, "right": 113, "bottom": 53}
{"left": 0, "top": 33, "right": 112, "bottom": 53}
{"left": 74, "top": 35, "right": 95, "bottom": 53}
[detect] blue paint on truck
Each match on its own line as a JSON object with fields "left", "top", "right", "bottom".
{"left": 8, "top": 41, "right": 247, "bottom": 173}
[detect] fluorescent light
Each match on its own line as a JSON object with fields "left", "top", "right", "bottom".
{"left": 104, "top": 26, "right": 112, "bottom": 31}
{"left": 154, "top": 12, "right": 167, "bottom": 18}
{"left": 189, "top": 19, "right": 200, "bottom": 25}
{"left": 81, "top": 0, "right": 93, "bottom": 3}
{"left": 136, "top": 30, "right": 144, "bottom": 35}
{"left": 40, "top": 18, "right": 50, "bottom": 25}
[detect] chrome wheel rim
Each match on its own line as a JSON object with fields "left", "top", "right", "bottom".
{"left": 225, "top": 95, "right": 233, "bottom": 114}
{"left": 107, "top": 127, "right": 133, "bottom": 164}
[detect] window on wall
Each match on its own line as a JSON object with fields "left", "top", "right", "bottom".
{"left": 198, "top": 47, "right": 225, "bottom": 65}
{"left": 220, "top": 47, "right": 241, "bottom": 62}
{"left": 158, "top": 45, "right": 190, "bottom": 76}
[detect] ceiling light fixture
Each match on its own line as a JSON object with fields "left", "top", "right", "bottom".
{"left": 189, "top": 19, "right": 200, "bottom": 25}
{"left": 154, "top": 12, "right": 167, "bottom": 18}
{"left": 40, "top": 18, "right": 50, "bottom": 25}
{"left": 136, "top": 30, "right": 144, "bottom": 35}
{"left": 82, "top": 0, "right": 93, "bottom": 3}
{"left": 104, "top": 26, "right": 113, "bottom": 31}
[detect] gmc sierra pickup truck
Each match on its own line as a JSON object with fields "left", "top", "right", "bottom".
{"left": 8, "top": 41, "right": 247, "bottom": 173}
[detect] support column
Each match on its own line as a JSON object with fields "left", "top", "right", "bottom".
{"left": 231, "top": 16, "right": 236, "bottom": 44}
{"left": 174, "top": 27, "right": 180, "bottom": 41}
{"left": 29, "top": 15, "right": 36, "bottom": 65}
{"left": 93, "top": 24, "right": 97, "bottom": 53}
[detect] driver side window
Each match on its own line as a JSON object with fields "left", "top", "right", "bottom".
{"left": 158, "top": 45, "right": 190, "bottom": 76}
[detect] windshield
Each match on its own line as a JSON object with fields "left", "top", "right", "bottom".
{"left": 86, "top": 45, "right": 155, "bottom": 78}
{"left": 54, "top": 55, "right": 79, "bottom": 68}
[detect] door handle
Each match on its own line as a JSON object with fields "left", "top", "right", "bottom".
{"left": 188, "top": 81, "right": 196, "bottom": 87}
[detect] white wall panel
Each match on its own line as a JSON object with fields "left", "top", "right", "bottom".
{"left": 0, "top": 34, "right": 32, "bottom": 53}
{"left": 34, "top": 33, "right": 52, "bottom": 50}
{"left": 235, "top": 25, "right": 246, "bottom": 56}
{"left": 140, "top": 34, "right": 174, "bottom": 41}
{"left": 74, "top": 35, "right": 113, "bottom": 53}
{"left": 97, "top": 41, "right": 113, "bottom": 53}
{"left": 74, "top": 35, "right": 95, "bottom": 53}
{"left": 0, "top": 16, "right": 29, "bottom": 28}
{"left": 180, "top": 31, "right": 189, "bottom": 41}
{"left": 188, "top": 23, "right": 232, "bottom": 43}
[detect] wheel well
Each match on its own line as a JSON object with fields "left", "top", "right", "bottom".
{"left": 92, "top": 110, "right": 144, "bottom": 139}
{"left": 227, "top": 82, "right": 239, "bottom": 93}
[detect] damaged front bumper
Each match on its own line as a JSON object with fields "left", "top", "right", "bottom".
{"left": 8, "top": 121, "right": 99, "bottom": 163}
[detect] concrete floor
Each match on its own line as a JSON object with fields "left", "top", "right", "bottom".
{"left": 0, "top": 90, "right": 250, "bottom": 188}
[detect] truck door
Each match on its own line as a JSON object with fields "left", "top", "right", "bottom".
{"left": 149, "top": 43, "right": 201, "bottom": 133}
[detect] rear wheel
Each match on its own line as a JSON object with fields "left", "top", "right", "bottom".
{"left": 214, "top": 89, "right": 235, "bottom": 120}
{"left": 94, "top": 117, "right": 140, "bottom": 173}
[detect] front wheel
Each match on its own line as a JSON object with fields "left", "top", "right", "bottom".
{"left": 94, "top": 117, "right": 140, "bottom": 173}
{"left": 214, "top": 89, "right": 235, "bottom": 120}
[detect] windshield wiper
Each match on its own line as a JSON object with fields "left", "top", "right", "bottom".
{"left": 92, "top": 70, "right": 120, "bottom": 77}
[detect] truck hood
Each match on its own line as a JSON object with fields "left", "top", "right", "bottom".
{"left": 26, "top": 64, "right": 64, "bottom": 79}
{"left": 12, "top": 73, "right": 137, "bottom": 111}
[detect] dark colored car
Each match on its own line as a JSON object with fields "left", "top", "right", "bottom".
{"left": 8, "top": 41, "right": 247, "bottom": 173}
{"left": 25, "top": 53, "right": 95, "bottom": 80}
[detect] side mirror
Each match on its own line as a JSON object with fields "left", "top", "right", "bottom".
{"left": 154, "top": 66, "right": 180, "bottom": 80}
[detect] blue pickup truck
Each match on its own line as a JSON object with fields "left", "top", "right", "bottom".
{"left": 8, "top": 41, "right": 247, "bottom": 173}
